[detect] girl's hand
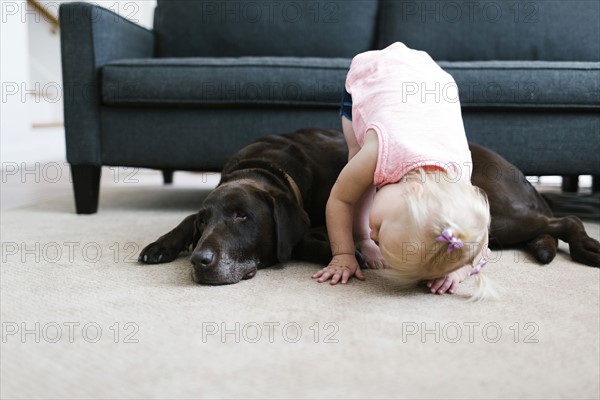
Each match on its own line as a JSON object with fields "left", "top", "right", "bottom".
{"left": 312, "top": 254, "right": 365, "bottom": 285}
{"left": 426, "top": 264, "right": 471, "bottom": 294}
{"left": 357, "top": 239, "right": 387, "bottom": 269}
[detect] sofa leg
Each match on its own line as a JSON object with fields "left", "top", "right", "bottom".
{"left": 71, "top": 165, "right": 101, "bottom": 214}
{"left": 162, "top": 169, "right": 174, "bottom": 185}
{"left": 561, "top": 175, "right": 579, "bottom": 193}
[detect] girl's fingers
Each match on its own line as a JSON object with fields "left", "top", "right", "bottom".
{"left": 448, "top": 281, "right": 457, "bottom": 294}
{"left": 437, "top": 277, "right": 454, "bottom": 294}
{"left": 355, "top": 268, "right": 365, "bottom": 280}
{"left": 430, "top": 278, "right": 444, "bottom": 293}
{"left": 313, "top": 266, "right": 365, "bottom": 283}
{"left": 331, "top": 271, "right": 343, "bottom": 285}
{"left": 341, "top": 269, "right": 351, "bottom": 284}
{"left": 317, "top": 271, "right": 332, "bottom": 283}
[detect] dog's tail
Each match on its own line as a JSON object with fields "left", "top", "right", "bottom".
{"left": 541, "top": 192, "right": 600, "bottom": 219}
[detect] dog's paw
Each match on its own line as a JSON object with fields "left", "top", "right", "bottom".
{"left": 571, "top": 237, "right": 600, "bottom": 268}
{"left": 138, "top": 241, "right": 180, "bottom": 264}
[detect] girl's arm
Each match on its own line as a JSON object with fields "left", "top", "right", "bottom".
{"left": 313, "top": 122, "right": 379, "bottom": 284}
{"left": 343, "top": 116, "right": 370, "bottom": 249}
{"left": 342, "top": 118, "right": 386, "bottom": 269}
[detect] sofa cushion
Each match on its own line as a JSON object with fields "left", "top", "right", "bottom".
{"left": 153, "top": 0, "right": 378, "bottom": 57}
{"left": 102, "top": 59, "right": 599, "bottom": 109}
{"left": 102, "top": 57, "right": 349, "bottom": 107}
{"left": 378, "top": 0, "right": 600, "bottom": 61}
{"left": 442, "top": 61, "right": 600, "bottom": 109}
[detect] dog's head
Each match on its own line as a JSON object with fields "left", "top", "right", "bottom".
{"left": 190, "top": 180, "right": 310, "bottom": 284}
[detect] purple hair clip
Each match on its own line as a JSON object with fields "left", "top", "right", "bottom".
{"left": 436, "top": 228, "right": 464, "bottom": 254}
{"left": 469, "top": 256, "right": 488, "bottom": 277}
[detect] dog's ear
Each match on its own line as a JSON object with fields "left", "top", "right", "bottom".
{"left": 191, "top": 211, "right": 205, "bottom": 250}
{"left": 270, "top": 193, "right": 310, "bottom": 262}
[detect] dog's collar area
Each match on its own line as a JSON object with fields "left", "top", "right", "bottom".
{"left": 281, "top": 170, "right": 303, "bottom": 208}
{"left": 230, "top": 159, "right": 303, "bottom": 207}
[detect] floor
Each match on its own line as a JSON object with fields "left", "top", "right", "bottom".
{"left": 1, "top": 127, "right": 598, "bottom": 400}
{"left": 0, "top": 126, "right": 594, "bottom": 211}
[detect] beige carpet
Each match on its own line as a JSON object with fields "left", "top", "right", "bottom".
{"left": 1, "top": 184, "right": 599, "bottom": 399}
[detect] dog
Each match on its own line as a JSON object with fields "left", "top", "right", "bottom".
{"left": 139, "top": 129, "right": 347, "bottom": 284}
{"left": 139, "top": 128, "right": 600, "bottom": 283}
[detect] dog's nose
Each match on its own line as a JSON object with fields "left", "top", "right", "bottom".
{"left": 191, "top": 249, "right": 215, "bottom": 268}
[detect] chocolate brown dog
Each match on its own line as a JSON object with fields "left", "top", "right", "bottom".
{"left": 139, "top": 129, "right": 347, "bottom": 284}
{"left": 139, "top": 129, "right": 600, "bottom": 283}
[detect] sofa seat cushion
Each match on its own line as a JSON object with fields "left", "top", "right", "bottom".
{"left": 443, "top": 61, "right": 600, "bottom": 109}
{"left": 101, "top": 57, "right": 350, "bottom": 107}
{"left": 102, "top": 58, "right": 599, "bottom": 109}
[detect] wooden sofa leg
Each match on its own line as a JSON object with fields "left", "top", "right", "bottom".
{"left": 71, "top": 165, "right": 101, "bottom": 214}
{"left": 561, "top": 175, "right": 579, "bottom": 193}
{"left": 162, "top": 169, "right": 174, "bottom": 185}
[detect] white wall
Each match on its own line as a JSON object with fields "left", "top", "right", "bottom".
{"left": 27, "top": 0, "right": 63, "bottom": 126}
{"left": 1, "top": 0, "right": 32, "bottom": 160}
{"left": 1, "top": 0, "right": 156, "bottom": 163}
{"left": 25, "top": 1, "right": 155, "bottom": 125}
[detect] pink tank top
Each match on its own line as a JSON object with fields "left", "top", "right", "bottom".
{"left": 346, "top": 42, "right": 472, "bottom": 188}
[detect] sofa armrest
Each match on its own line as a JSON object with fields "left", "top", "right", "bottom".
{"left": 60, "top": 2, "right": 154, "bottom": 165}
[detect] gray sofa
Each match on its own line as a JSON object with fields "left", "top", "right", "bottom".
{"left": 60, "top": 0, "right": 600, "bottom": 213}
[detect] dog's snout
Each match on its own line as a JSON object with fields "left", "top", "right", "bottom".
{"left": 191, "top": 249, "right": 216, "bottom": 268}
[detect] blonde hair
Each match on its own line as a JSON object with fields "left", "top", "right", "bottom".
{"left": 378, "top": 168, "right": 493, "bottom": 300}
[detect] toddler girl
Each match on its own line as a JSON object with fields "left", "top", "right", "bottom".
{"left": 312, "top": 42, "right": 492, "bottom": 298}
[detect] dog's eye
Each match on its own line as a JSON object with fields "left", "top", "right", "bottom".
{"left": 233, "top": 212, "right": 247, "bottom": 222}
